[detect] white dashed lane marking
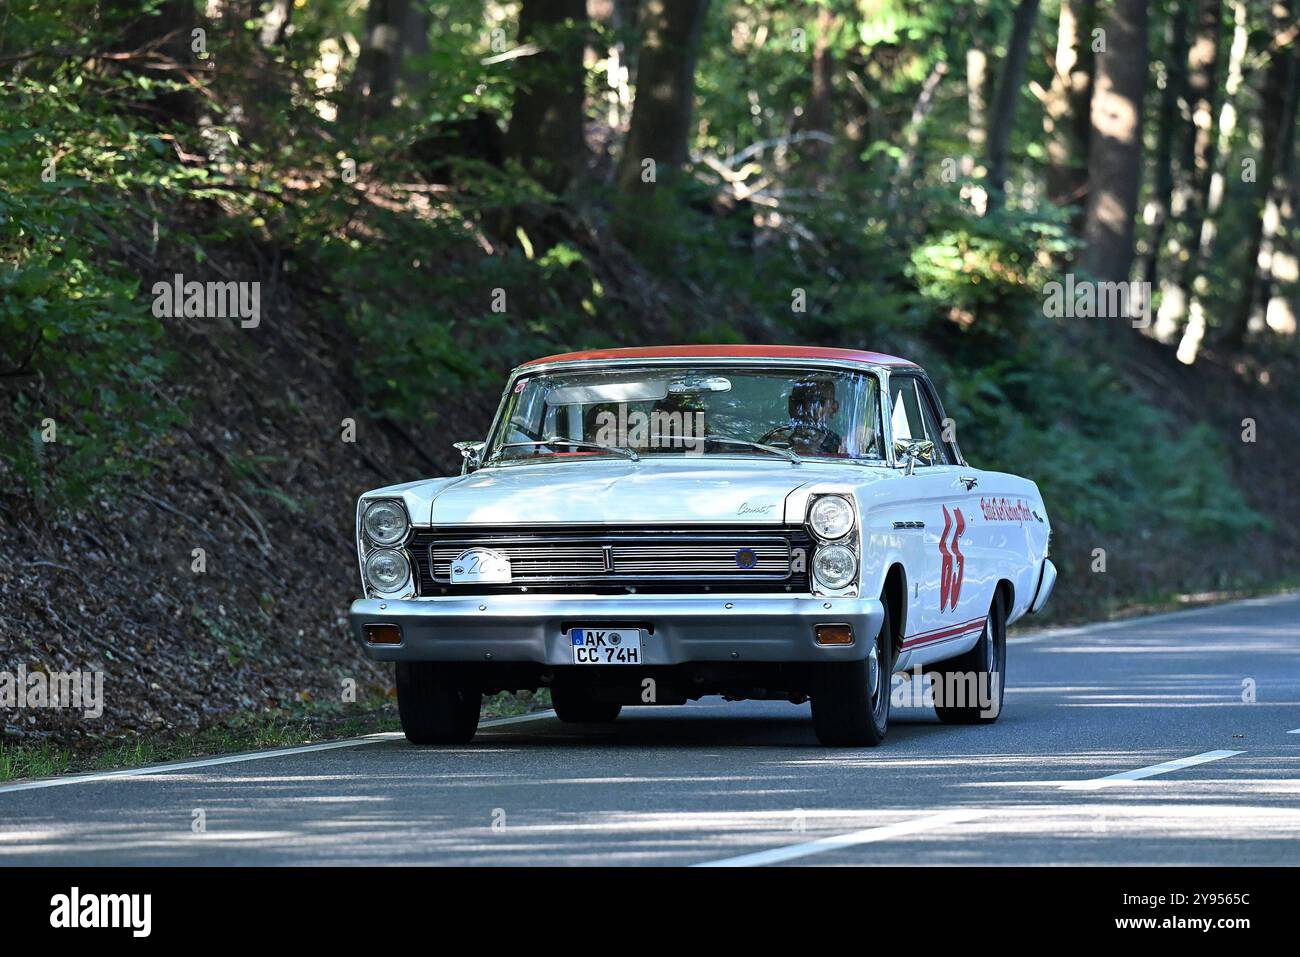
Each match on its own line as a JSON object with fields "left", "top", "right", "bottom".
{"left": 1058, "top": 749, "right": 1245, "bottom": 791}
{"left": 693, "top": 809, "right": 990, "bottom": 867}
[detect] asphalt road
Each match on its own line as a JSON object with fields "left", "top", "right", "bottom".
{"left": 4, "top": 592, "right": 1299, "bottom": 866}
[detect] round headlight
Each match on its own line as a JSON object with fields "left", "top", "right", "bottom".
{"left": 813, "top": 544, "right": 858, "bottom": 590}
{"left": 363, "top": 500, "right": 408, "bottom": 545}
{"left": 364, "top": 548, "right": 410, "bottom": 592}
{"left": 809, "top": 495, "right": 854, "bottom": 540}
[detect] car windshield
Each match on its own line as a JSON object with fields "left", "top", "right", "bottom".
{"left": 485, "top": 365, "right": 884, "bottom": 464}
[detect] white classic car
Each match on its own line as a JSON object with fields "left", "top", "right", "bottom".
{"left": 350, "top": 345, "right": 1055, "bottom": 746}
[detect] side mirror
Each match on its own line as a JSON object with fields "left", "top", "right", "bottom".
{"left": 893, "top": 438, "right": 934, "bottom": 475}
{"left": 453, "top": 440, "right": 485, "bottom": 474}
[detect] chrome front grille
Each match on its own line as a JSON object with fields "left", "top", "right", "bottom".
{"left": 430, "top": 542, "right": 610, "bottom": 579}
{"left": 410, "top": 525, "right": 813, "bottom": 595}
{"left": 610, "top": 542, "right": 791, "bottom": 576}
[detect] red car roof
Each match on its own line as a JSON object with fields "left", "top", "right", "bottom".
{"left": 519, "top": 345, "right": 916, "bottom": 367}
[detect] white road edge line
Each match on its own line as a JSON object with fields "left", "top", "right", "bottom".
{"left": 0, "top": 710, "right": 557, "bottom": 795}
{"left": 1058, "top": 749, "right": 1244, "bottom": 791}
{"left": 1008, "top": 589, "right": 1300, "bottom": 646}
{"left": 692, "top": 809, "right": 990, "bottom": 868}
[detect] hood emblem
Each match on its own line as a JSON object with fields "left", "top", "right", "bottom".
{"left": 737, "top": 501, "right": 775, "bottom": 516}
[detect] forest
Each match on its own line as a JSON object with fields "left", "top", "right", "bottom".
{"left": 1, "top": 0, "right": 1298, "bottom": 749}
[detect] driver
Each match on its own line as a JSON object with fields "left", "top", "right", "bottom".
{"left": 763, "top": 377, "right": 844, "bottom": 454}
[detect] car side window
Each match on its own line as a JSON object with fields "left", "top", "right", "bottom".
{"left": 890, "top": 376, "right": 951, "bottom": 466}
{"left": 915, "top": 382, "right": 954, "bottom": 465}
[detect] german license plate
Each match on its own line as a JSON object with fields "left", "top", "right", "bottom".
{"left": 569, "top": 628, "right": 643, "bottom": 665}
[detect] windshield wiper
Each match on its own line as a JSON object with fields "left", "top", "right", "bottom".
{"left": 647, "top": 432, "right": 802, "bottom": 465}
{"left": 499, "top": 437, "right": 640, "bottom": 462}
{"left": 705, "top": 434, "right": 803, "bottom": 465}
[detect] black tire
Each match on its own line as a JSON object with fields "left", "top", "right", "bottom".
{"left": 395, "top": 662, "right": 482, "bottom": 744}
{"left": 931, "top": 591, "right": 1006, "bottom": 725}
{"left": 811, "top": 599, "right": 892, "bottom": 746}
{"left": 551, "top": 686, "right": 622, "bottom": 723}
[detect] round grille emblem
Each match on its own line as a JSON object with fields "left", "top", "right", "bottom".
{"left": 735, "top": 547, "right": 759, "bottom": 570}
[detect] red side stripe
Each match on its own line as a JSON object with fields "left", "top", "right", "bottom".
{"left": 901, "top": 617, "right": 986, "bottom": 650}
{"left": 909, "top": 616, "right": 977, "bottom": 639}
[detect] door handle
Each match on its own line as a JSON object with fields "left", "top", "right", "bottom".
{"left": 955, "top": 476, "right": 978, "bottom": 490}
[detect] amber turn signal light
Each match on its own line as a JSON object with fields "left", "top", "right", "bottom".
{"left": 815, "top": 624, "right": 854, "bottom": 646}
{"left": 364, "top": 624, "right": 402, "bottom": 645}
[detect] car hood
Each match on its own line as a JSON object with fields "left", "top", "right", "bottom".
{"left": 416, "top": 458, "right": 890, "bottom": 526}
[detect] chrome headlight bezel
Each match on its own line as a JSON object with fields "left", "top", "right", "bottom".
{"left": 362, "top": 499, "right": 409, "bottom": 546}
{"left": 364, "top": 547, "right": 411, "bottom": 593}
{"left": 812, "top": 543, "right": 858, "bottom": 591}
{"left": 808, "top": 494, "right": 855, "bottom": 541}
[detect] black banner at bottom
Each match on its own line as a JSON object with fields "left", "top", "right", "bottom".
{"left": 0, "top": 866, "right": 1277, "bottom": 943}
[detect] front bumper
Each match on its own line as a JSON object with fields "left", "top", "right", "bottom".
{"left": 350, "top": 593, "right": 884, "bottom": 665}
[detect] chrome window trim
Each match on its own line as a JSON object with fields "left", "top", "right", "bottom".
{"left": 878, "top": 367, "right": 966, "bottom": 469}
{"left": 483, "top": 356, "right": 905, "bottom": 467}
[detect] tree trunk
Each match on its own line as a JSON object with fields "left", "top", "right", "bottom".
{"left": 1154, "top": 0, "right": 1221, "bottom": 341}
{"left": 106, "top": 0, "right": 200, "bottom": 125}
{"left": 615, "top": 0, "right": 711, "bottom": 195}
{"left": 1140, "top": 3, "right": 1189, "bottom": 290}
{"left": 400, "top": 2, "right": 431, "bottom": 91}
{"left": 350, "top": 0, "right": 411, "bottom": 123}
{"left": 1223, "top": 0, "right": 1297, "bottom": 347}
{"left": 985, "top": 0, "right": 1041, "bottom": 204}
{"left": 588, "top": 0, "right": 635, "bottom": 129}
{"left": 1081, "top": 0, "right": 1149, "bottom": 283}
{"left": 259, "top": 0, "right": 294, "bottom": 48}
{"left": 1043, "top": 0, "right": 1095, "bottom": 214}
{"left": 1177, "top": 0, "right": 1248, "bottom": 363}
{"left": 964, "top": 44, "right": 987, "bottom": 177}
{"left": 1262, "top": 74, "right": 1299, "bottom": 337}
{"left": 504, "top": 0, "right": 590, "bottom": 194}
{"left": 796, "top": 6, "right": 837, "bottom": 168}
{"left": 896, "top": 61, "right": 948, "bottom": 191}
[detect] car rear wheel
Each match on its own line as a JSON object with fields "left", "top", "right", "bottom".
{"left": 551, "top": 686, "right": 622, "bottom": 723}
{"left": 932, "top": 591, "right": 1006, "bottom": 725}
{"left": 395, "top": 662, "right": 482, "bottom": 744}
{"left": 811, "top": 599, "right": 892, "bottom": 747}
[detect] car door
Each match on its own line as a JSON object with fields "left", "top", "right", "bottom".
{"left": 887, "top": 374, "right": 983, "bottom": 662}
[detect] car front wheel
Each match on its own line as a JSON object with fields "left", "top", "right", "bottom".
{"left": 395, "top": 662, "right": 482, "bottom": 744}
{"left": 811, "top": 599, "right": 893, "bottom": 747}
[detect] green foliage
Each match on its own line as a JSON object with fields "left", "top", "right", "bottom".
{"left": 948, "top": 354, "right": 1262, "bottom": 539}
{"left": 0, "top": 0, "right": 1273, "bottom": 558}
{"left": 0, "top": 73, "right": 188, "bottom": 506}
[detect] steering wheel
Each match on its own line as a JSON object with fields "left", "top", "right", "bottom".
{"left": 758, "top": 426, "right": 795, "bottom": 446}
{"left": 760, "top": 424, "right": 830, "bottom": 450}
